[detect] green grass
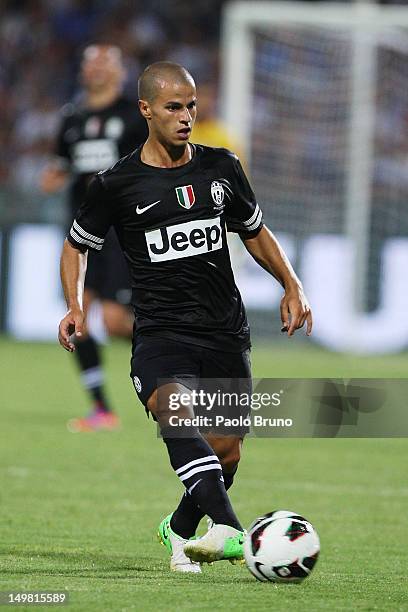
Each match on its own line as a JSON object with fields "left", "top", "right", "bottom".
{"left": 0, "top": 336, "right": 407, "bottom": 611}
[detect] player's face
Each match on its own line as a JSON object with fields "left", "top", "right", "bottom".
{"left": 143, "top": 81, "right": 197, "bottom": 147}
{"left": 81, "top": 45, "right": 124, "bottom": 92}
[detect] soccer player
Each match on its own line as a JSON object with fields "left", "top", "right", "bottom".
{"left": 191, "top": 81, "right": 242, "bottom": 154}
{"left": 58, "top": 62, "right": 312, "bottom": 571}
{"left": 42, "top": 45, "right": 147, "bottom": 431}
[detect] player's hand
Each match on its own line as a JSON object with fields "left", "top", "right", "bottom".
{"left": 40, "top": 167, "right": 67, "bottom": 194}
{"left": 58, "top": 308, "right": 84, "bottom": 351}
{"left": 280, "top": 286, "right": 313, "bottom": 337}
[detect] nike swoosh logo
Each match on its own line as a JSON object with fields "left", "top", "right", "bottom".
{"left": 187, "top": 479, "right": 202, "bottom": 495}
{"left": 136, "top": 200, "right": 161, "bottom": 214}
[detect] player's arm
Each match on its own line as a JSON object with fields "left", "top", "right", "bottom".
{"left": 40, "top": 160, "right": 69, "bottom": 194}
{"left": 242, "top": 226, "right": 312, "bottom": 337}
{"left": 58, "top": 240, "right": 87, "bottom": 351}
{"left": 41, "top": 109, "right": 72, "bottom": 193}
{"left": 57, "top": 174, "right": 113, "bottom": 350}
{"left": 225, "top": 152, "right": 312, "bottom": 336}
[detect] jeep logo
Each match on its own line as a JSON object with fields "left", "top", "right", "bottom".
{"left": 145, "top": 217, "right": 222, "bottom": 262}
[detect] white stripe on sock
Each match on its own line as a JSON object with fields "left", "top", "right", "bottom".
{"left": 179, "top": 463, "right": 222, "bottom": 483}
{"left": 176, "top": 454, "right": 219, "bottom": 476}
{"left": 81, "top": 367, "right": 103, "bottom": 389}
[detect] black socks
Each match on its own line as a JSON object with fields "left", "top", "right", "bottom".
{"left": 171, "top": 466, "right": 238, "bottom": 539}
{"left": 74, "top": 336, "right": 111, "bottom": 411}
{"left": 162, "top": 433, "right": 242, "bottom": 536}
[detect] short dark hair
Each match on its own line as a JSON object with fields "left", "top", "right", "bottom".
{"left": 138, "top": 61, "right": 195, "bottom": 102}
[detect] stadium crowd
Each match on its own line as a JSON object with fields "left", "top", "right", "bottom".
{"left": 1, "top": 0, "right": 407, "bottom": 229}
{"left": 0, "top": 0, "right": 223, "bottom": 206}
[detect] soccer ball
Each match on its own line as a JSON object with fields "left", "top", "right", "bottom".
{"left": 244, "top": 510, "right": 320, "bottom": 582}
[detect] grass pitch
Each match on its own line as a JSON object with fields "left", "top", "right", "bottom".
{"left": 0, "top": 336, "right": 407, "bottom": 611}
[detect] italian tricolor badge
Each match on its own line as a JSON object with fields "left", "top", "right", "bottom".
{"left": 175, "top": 185, "right": 195, "bottom": 209}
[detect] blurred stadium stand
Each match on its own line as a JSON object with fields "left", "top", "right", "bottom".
{"left": 0, "top": 0, "right": 226, "bottom": 216}
{"left": 1, "top": 0, "right": 408, "bottom": 353}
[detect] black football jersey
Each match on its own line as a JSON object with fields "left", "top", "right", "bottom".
{"left": 56, "top": 97, "right": 148, "bottom": 216}
{"left": 67, "top": 145, "right": 263, "bottom": 352}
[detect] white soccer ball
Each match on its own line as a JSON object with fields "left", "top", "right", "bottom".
{"left": 244, "top": 510, "right": 320, "bottom": 582}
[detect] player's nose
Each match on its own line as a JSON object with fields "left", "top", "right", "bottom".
{"left": 180, "top": 108, "right": 192, "bottom": 124}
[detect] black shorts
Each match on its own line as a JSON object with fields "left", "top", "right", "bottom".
{"left": 130, "top": 336, "right": 252, "bottom": 435}
{"left": 85, "top": 229, "right": 131, "bottom": 304}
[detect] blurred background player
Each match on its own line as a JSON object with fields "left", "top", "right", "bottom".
{"left": 191, "top": 80, "right": 246, "bottom": 267}
{"left": 41, "top": 44, "right": 148, "bottom": 431}
{"left": 191, "top": 81, "right": 242, "bottom": 154}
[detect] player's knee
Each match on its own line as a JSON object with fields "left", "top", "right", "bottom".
{"left": 218, "top": 440, "right": 241, "bottom": 473}
{"left": 147, "top": 384, "right": 195, "bottom": 429}
{"left": 103, "top": 305, "right": 131, "bottom": 337}
{"left": 146, "top": 389, "right": 164, "bottom": 420}
{"left": 104, "top": 318, "right": 122, "bottom": 336}
{"left": 221, "top": 451, "right": 240, "bottom": 473}
{"left": 103, "top": 313, "right": 120, "bottom": 335}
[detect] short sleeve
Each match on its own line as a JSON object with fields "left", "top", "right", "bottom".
{"left": 67, "top": 175, "right": 113, "bottom": 252}
{"left": 225, "top": 156, "right": 263, "bottom": 238}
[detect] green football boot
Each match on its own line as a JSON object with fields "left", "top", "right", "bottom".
{"left": 183, "top": 524, "right": 245, "bottom": 564}
{"left": 157, "top": 514, "right": 201, "bottom": 573}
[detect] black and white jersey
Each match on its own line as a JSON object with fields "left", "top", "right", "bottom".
{"left": 56, "top": 97, "right": 148, "bottom": 216}
{"left": 67, "top": 145, "right": 263, "bottom": 352}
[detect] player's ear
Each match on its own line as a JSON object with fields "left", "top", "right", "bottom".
{"left": 139, "top": 99, "right": 151, "bottom": 120}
